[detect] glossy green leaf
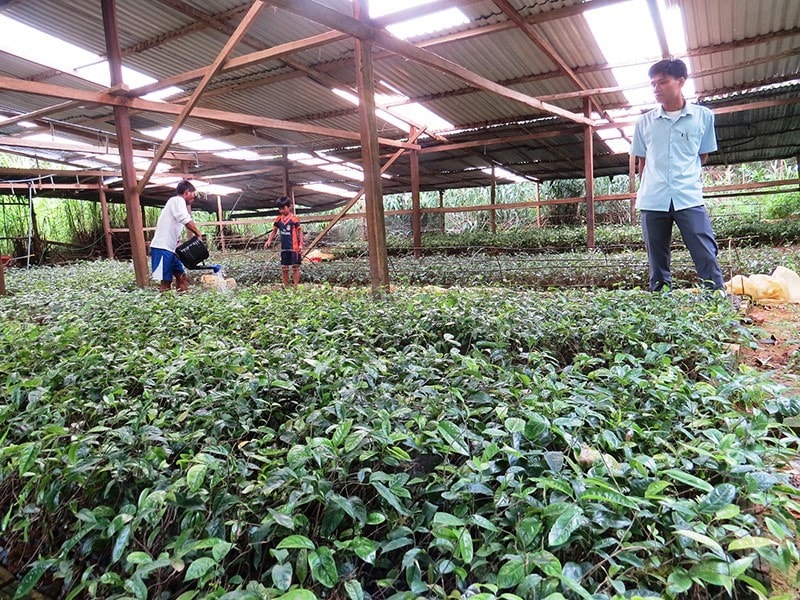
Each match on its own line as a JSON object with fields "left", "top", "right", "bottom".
{"left": 308, "top": 547, "right": 338, "bottom": 588}
{"left": 277, "top": 535, "right": 316, "bottom": 550}
{"left": 433, "top": 512, "right": 465, "bottom": 527}
{"left": 186, "top": 463, "right": 207, "bottom": 493}
{"left": 697, "top": 484, "right": 736, "bottom": 514}
{"left": 497, "top": 558, "right": 526, "bottom": 589}
{"left": 344, "top": 580, "right": 364, "bottom": 600}
{"left": 185, "top": 557, "right": 216, "bottom": 581}
{"left": 663, "top": 469, "right": 713, "bottom": 493}
{"left": 272, "top": 562, "right": 293, "bottom": 591}
{"left": 676, "top": 530, "right": 724, "bottom": 557}
{"left": 548, "top": 505, "right": 586, "bottom": 547}
{"left": 437, "top": 421, "right": 471, "bottom": 456}
{"left": 728, "top": 536, "right": 778, "bottom": 551}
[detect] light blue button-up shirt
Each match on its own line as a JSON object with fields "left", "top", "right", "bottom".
{"left": 631, "top": 103, "right": 717, "bottom": 211}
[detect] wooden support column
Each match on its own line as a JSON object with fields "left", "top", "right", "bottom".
{"left": 304, "top": 127, "right": 425, "bottom": 256}
{"left": 628, "top": 151, "right": 636, "bottom": 224}
{"left": 282, "top": 146, "right": 291, "bottom": 198}
{"left": 410, "top": 127, "right": 421, "bottom": 258}
{"left": 584, "top": 98, "right": 595, "bottom": 249}
{"left": 0, "top": 258, "right": 5, "bottom": 296}
{"left": 489, "top": 165, "right": 497, "bottom": 234}
{"left": 101, "top": 0, "right": 149, "bottom": 287}
{"left": 535, "top": 181, "right": 541, "bottom": 228}
{"left": 354, "top": 0, "right": 389, "bottom": 294}
{"left": 98, "top": 178, "right": 114, "bottom": 259}
{"left": 438, "top": 189, "right": 445, "bottom": 233}
{"left": 216, "top": 195, "right": 226, "bottom": 252}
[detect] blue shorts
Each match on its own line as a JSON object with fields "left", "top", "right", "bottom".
{"left": 280, "top": 249, "right": 302, "bottom": 266}
{"left": 151, "top": 248, "right": 186, "bottom": 282}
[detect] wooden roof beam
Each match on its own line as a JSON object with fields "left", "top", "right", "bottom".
{"left": 265, "top": 0, "right": 593, "bottom": 126}
{"left": 0, "top": 75, "right": 418, "bottom": 149}
{"left": 137, "top": 0, "right": 266, "bottom": 194}
{"left": 646, "top": 0, "right": 671, "bottom": 59}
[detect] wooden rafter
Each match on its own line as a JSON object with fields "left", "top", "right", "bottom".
{"left": 646, "top": 0, "right": 670, "bottom": 59}
{"left": 137, "top": 0, "right": 266, "bottom": 194}
{"left": 0, "top": 75, "right": 417, "bottom": 149}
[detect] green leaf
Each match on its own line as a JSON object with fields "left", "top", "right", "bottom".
{"left": 675, "top": 530, "right": 724, "bottom": 557}
{"left": 14, "top": 560, "right": 54, "bottom": 599}
{"left": 437, "top": 421, "right": 471, "bottom": 456}
{"left": 18, "top": 442, "right": 40, "bottom": 476}
{"left": 644, "top": 480, "right": 670, "bottom": 499}
{"left": 351, "top": 537, "right": 377, "bottom": 564}
{"left": 269, "top": 508, "right": 296, "bottom": 530}
{"left": 548, "top": 505, "right": 586, "bottom": 547}
{"left": 715, "top": 504, "right": 741, "bottom": 520}
{"left": 689, "top": 559, "right": 734, "bottom": 592}
{"left": 497, "top": 558, "right": 526, "bottom": 589}
{"left": 186, "top": 463, "right": 207, "bottom": 493}
{"left": 331, "top": 419, "right": 353, "bottom": 447}
{"left": 728, "top": 536, "right": 778, "bottom": 551}
{"left": 697, "top": 484, "right": 736, "bottom": 514}
{"left": 185, "top": 557, "right": 216, "bottom": 581}
{"left": 127, "top": 551, "right": 152, "bottom": 565}
{"left": 366, "top": 512, "right": 386, "bottom": 525}
{"left": 504, "top": 417, "right": 525, "bottom": 433}
{"left": 666, "top": 568, "right": 692, "bottom": 595}
{"left": 211, "top": 540, "right": 233, "bottom": 562}
{"left": 471, "top": 514, "right": 499, "bottom": 532}
{"left": 111, "top": 524, "right": 132, "bottom": 564}
{"left": 457, "top": 528, "right": 474, "bottom": 564}
{"left": 663, "top": 469, "right": 713, "bottom": 493}
{"left": 344, "top": 580, "right": 364, "bottom": 600}
{"left": 516, "top": 516, "right": 542, "bottom": 548}
{"left": 371, "top": 481, "right": 410, "bottom": 516}
{"left": 308, "top": 547, "right": 338, "bottom": 588}
{"left": 274, "top": 589, "right": 317, "bottom": 600}
{"left": 277, "top": 535, "right": 316, "bottom": 550}
{"left": 433, "top": 512, "right": 465, "bottom": 527}
{"left": 272, "top": 562, "right": 293, "bottom": 591}
{"left": 579, "top": 488, "right": 639, "bottom": 510}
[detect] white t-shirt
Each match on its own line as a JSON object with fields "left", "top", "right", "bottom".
{"left": 150, "top": 195, "right": 192, "bottom": 251}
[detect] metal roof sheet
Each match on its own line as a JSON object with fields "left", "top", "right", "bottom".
{"left": 0, "top": 0, "right": 797, "bottom": 214}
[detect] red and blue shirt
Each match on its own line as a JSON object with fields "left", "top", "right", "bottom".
{"left": 274, "top": 214, "right": 302, "bottom": 252}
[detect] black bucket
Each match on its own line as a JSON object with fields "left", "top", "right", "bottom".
{"left": 176, "top": 236, "right": 209, "bottom": 269}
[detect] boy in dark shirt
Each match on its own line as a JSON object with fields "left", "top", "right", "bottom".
{"left": 264, "top": 196, "right": 303, "bottom": 287}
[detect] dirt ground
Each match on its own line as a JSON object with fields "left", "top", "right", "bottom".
{"left": 738, "top": 302, "right": 800, "bottom": 395}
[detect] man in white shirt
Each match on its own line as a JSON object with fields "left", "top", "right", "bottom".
{"left": 150, "top": 180, "right": 203, "bottom": 292}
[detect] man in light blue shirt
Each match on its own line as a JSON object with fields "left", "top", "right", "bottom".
{"left": 631, "top": 58, "right": 724, "bottom": 291}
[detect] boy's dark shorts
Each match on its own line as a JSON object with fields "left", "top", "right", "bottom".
{"left": 280, "top": 250, "right": 302, "bottom": 266}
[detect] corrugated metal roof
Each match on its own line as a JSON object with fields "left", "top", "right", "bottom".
{"left": 0, "top": 0, "right": 797, "bottom": 214}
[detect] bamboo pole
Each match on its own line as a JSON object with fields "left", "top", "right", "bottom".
{"left": 584, "top": 98, "right": 595, "bottom": 249}
{"left": 98, "top": 179, "right": 114, "bottom": 258}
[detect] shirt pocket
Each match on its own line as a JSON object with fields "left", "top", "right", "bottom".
{"left": 676, "top": 129, "right": 701, "bottom": 151}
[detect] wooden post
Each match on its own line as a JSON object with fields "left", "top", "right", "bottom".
{"left": 410, "top": 127, "right": 421, "bottom": 258}
{"left": 535, "top": 181, "right": 541, "bottom": 228}
{"left": 101, "top": 0, "right": 149, "bottom": 287}
{"left": 282, "top": 146, "right": 291, "bottom": 199}
{"left": 98, "top": 178, "right": 114, "bottom": 258}
{"left": 216, "top": 195, "right": 226, "bottom": 252}
{"left": 628, "top": 151, "right": 636, "bottom": 224}
{"left": 584, "top": 98, "right": 595, "bottom": 249}
{"left": 0, "top": 257, "right": 5, "bottom": 296}
{"left": 439, "top": 189, "right": 445, "bottom": 233}
{"left": 489, "top": 165, "right": 497, "bottom": 234}
{"left": 354, "top": 0, "right": 389, "bottom": 293}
